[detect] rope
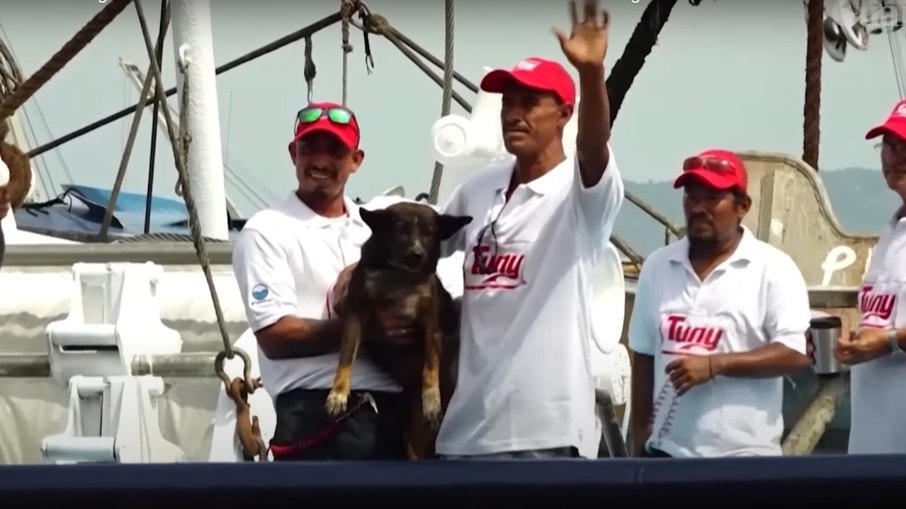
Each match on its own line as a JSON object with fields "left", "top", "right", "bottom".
{"left": 132, "top": 0, "right": 257, "bottom": 395}
{"left": 360, "top": 10, "right": 472, "bottom": 113}
{"left": 175, "top": 54, "right": 244, "bottom": 383}
{"left": 100, "top": 1, "right": 171, "bottom": 240}
{"left": 370, "top": 23, "right": 477, "bottom": 93}
{"left": 887, "top": 26, "right": 906, "bottom": 98}
{"left": 427, "top": 0, "right": 455, "bottom": 205}
{"left": 803, "top": 0, "right": 823, "bottom": 171}
{"left": 144, "top": 0, "right": 171, "bottom": 234}
{"left": 606, "top": 0, "right": 679, "bottom": 125}
{"left": 0, "top": 0, "right": 133, "bottom": 124}
{"left": 304, "top": 36, "right": 316, "bottom": 102}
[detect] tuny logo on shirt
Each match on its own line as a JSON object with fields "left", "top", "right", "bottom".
{"left": 464, "top": 244, "right": 525, "bottom": 290}
{"left": 660, "top": 314, "right": 724, "bottom": 355}
{"left": 859, "top": 285, "right": 897, "bottom": 327}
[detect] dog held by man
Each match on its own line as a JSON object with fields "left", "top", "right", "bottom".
{"left": 327, "top": 201, "right": 472, "bottom": 459}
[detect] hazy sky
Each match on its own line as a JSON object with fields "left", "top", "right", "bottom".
{"left": 0, "top": 0, "right": 902, "bottom": 214}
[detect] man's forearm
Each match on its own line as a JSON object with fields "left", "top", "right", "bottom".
{"left": 575, "top": 65, "right": 611, "bottom": 186}
{"left": 711, "top": 343, "right": 809, "bottom": 379}
{"left": 257, "top": 316, "right": 344, "bottom": 360}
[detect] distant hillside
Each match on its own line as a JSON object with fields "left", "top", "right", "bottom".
{"left": 616, "top": 168, "right": 899, "bottom": 257}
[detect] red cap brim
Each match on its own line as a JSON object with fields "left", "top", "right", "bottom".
{"left": 673, "top": 170, "right": 739, "bottom": 191}
{"left": 480, "top": 69, "right": 551, "bottom": 95}
{"left": 866, "top": 117, "right": 906, "bottom": 140}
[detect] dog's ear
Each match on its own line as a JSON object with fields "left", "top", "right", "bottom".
{"left": 359, "top": 208, "right": 391, "bottom": 231}
{"left": 437, "top": 214, "right": 472, "bottom": 240}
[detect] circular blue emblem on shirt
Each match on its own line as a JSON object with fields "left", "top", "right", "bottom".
{"left": 251, "top": 284, "right": 269, "bottom": 301}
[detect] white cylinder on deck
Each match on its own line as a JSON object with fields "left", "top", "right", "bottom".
{"left": 170, "top": 0, "right": 229, "bottom": 241}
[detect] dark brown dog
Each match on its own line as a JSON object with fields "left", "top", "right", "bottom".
{"left": 325, "top": 202, "right": 471, "bottom": 459}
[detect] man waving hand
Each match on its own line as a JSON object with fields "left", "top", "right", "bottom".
{"left": 438, "top": 0, "right": 625, "bottom": 460}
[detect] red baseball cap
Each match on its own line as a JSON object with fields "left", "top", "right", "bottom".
{"left": 865, "top": 99, "right": 906, "bottom": 140}
{"left": 290, "top": 101, "right": 361, "bottom": 151}
{"left": 673, "top": 149, "right": 748, "bottom": 194}
{"left": 479, "top": 57, "right": 576, "bottom": 104}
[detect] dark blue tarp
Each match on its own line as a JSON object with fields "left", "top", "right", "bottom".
{"left": 14, "top": 184, "right": 242, "bottom": 240}
{"left": 0, "top": 456, "right": 903, "bottom": 507}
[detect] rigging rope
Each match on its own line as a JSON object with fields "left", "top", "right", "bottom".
{"left": 427, "top": 0, "right": 455, "bottom": 205}
{"left": 176, "top": 58, "right": 265, "bottom": 461}
{"left": 145, "top": 0, "right": 171, "bottom": 234}
{"left": 100, "top": 1, "right": 170, "bottom": 240}
{"left": 132, "top": 0, "right": 258, "bottom": 404}
{"left": 0, "top": 0, "right": 133, "bottom": 124}
{"left": 304, "top": 36, "right": 316, "bottom": 102}
{"left": 888, "top": 26, "right": 906, "bottom": 97}
{"left": 27, "top": 11, "right": 345, "bottom": 159}
{"left": 357, "top": 9, "right": 471, "bottom": 112}
{"left": 606, "top": 0, "right": 679, "bottom": 125}
{"left": 803, "top": 0, "right": 823, "bottom": 171}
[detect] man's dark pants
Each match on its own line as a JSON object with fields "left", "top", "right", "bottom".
{"left": 271, "top": 388, "right": 407, "bottom": 460}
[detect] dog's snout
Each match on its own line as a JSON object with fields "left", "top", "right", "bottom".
{"left": 403, "top": 246, "right": 425, "bottom": 269}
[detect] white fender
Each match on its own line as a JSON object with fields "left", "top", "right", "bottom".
{"left": 588, "top": 243, "right": 630, "bottom": 407}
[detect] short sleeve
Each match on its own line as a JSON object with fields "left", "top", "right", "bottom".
{"left": 571, "top": 146, "right": 625, "bottom": 240}
{"left": 627, "top": 261, "right": 659, "bottom": 356}
{"left": 439, "top": 183, "right": 468, "bottom": 258}
{"left": 763, "top": 253, "right": 811, "bottom": 354}
{"left": 232, "top": 227, "right": 298, "bottom": 333}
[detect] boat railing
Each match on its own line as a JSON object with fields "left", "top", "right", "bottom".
{"left": 0, "top": 285, "right": 858, "bottom": 379}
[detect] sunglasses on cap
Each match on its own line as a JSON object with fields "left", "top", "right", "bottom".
{"left": 295, "top": 106, "right": 355, "bottom": 128}
{"left": 682, "top": 155, "right": 736, "bottom": 173}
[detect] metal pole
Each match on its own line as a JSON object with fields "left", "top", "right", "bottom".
{"left": 0, "top": 352, "right": 219, "bottom": 378}
{"left": 169, "top": 0, "right": 229, "bottom": 240}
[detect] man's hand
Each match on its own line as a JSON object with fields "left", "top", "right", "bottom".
{"left": 553, "top": 0, "right": 609, "bottom": 72}
{"left": 836, "top": 328, "right": 890, "bottom": 365}
{"left": 665, "top": 356, "right": 714, "bottom": 396}
{"left": 805, "top": 330, "right": 815, "bottom": 365}
{"left": 330, "top": 262, "right": 358, "bottom": 316}
{"left": 0, "top": 187, "right": 10, "bottom": 220}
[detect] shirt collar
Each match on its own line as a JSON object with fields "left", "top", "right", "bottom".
{"left": 668, "top": 224, "right": 757, "bottom": 266}
{"left": 491, "top": 158, "right": 571, "bottom": 197}
{"left": 283, "top": 192, "right": 364, "bottom": 229}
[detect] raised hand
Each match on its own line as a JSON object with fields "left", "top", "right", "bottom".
{"left": 553, "top": 0, "right": 610, "bottom": 71}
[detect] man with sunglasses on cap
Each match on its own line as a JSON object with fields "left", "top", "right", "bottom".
{"left": 434, "top": 0, "right": 625, "bottom": 460}
{"left": 834, "top": 100, "right": 906, "bottom": 454}
{"left": 627, "top": 149, "right": 811, "bottom": 458}
{"left": 233, "top": 102, "right": 428, "bottom": 460}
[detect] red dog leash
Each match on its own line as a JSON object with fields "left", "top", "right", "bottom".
{"left": 269, "top": 392, "right": 377, "bottom": 459}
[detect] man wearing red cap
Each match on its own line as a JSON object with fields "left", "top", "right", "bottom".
{"left": 627, "top": 149, "right": 811, "bottom": 458}
{"left": 435, "top": 0, "right": 625, "bottom": 459}
{"left": 836, "top": 100, "right": 906, "bottom": 454}
{"left": 233, "top": 102, "right": 417, "bottom": 460}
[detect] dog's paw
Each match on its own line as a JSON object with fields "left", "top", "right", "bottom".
{"left": 422, "top": 387, "right": 442, "bottom": 427}
{"left": 325, "top": 390, "right": 349, "bottom": 416}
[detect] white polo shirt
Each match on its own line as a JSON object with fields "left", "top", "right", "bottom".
{"left": 436, "top": 152, "right": 625, "bottom": 458}
{"left": 233, "top": 193, "right": 464, "bottom": 399}
{"left": 848, "top": 212, "right": 906, "bottom": 454}
{"left": 628, "top": 226, "right": 811, "bottom": 458}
